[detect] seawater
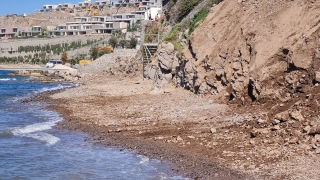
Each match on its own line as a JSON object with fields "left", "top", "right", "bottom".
{"left": 0, "top": 70, "right": 186, "bottom": 180}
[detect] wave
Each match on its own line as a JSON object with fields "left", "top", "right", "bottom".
{"left": 24, "top": 132, "right": 60, "bottom": 145}
{"left": 36, "top": 84, "right": 74, "bottom": 93}
{"left": 12, "top": 119, "right": 61, "bottom": 135}
{"left": 137, "top": 155, "right": 150, "bottom": 166}
{"left": 0, "top": 78, "right": 17, "bottom": 81}
{"left": 11, "top": 115, "right": 62, "bottom": 145}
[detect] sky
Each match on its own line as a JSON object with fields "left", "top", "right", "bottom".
{"left": 0, "top": 0, "right": 118, "bottom": 15}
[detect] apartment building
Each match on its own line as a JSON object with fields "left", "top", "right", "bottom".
{"left": 21, "top": 26, "right": 43, "bottom": 37}
{"left": 40, "top": 5, "right": 58, "bottom": 12}
{"left": 0, "top": 27, "right": 19, "bottom": 38}
{"left": 56, "top": 3, "right": 76, "bottom": 11}
{"left": 48, "top": 11, "right": 143, "bottom": 36}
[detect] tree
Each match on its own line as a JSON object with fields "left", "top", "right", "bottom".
{"left": 61, "top": 51, "right": 67, "bottom": 65}
{"left": 129, "top": 37, "right": 137, "bottom": 49}
{"left": 90, "top": 46, "right": 98, "bottom": 60}
{"left": 119, "top": 39, "right": 127, "bottom": 48}
{"left": 108, "top": 36, "right": 118, "bottom": 48}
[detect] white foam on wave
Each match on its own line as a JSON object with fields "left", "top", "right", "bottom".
{"left": 11, "top": 113, "right": 62, "bottom": 145}
{"left": 12, "top": 119, "right": 61, "bottom": 135}
{"left": 0, "top": 78, "right": 17, "bottom": 81}
{"left": 24, "top": 132, "right": 60, "bottom": 145}
{"left": 137, "top": 155, "right": 150, "bottom": 166}
{"left": 36, "top": 84, "right": 74, "bottom": 93}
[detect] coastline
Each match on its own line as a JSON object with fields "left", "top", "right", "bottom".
{"left": 38, "top": 74, "right": 249, "bottom": 179}
{"left": 27, "top": 72, "right": 320, "bottom": 179}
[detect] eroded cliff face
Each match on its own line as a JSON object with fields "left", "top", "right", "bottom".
{"left": 153, "top": 0, "right": 320, "bottom": 103}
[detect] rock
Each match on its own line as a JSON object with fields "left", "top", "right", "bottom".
{"left": 316, "top": 149, "right": 320, "bottom": 154}
{"left": 308, "top": 125, "right": 320, "bottom": 135}
{"left": 315, "top": 134, "right": 320, "bottom": 142}
{"left": 177, "top": 136, "right": 183, "bottom": 141}
{"left": 271, "top": 125, "right": 281, "bottom": 131}
{"left": 249, "top": 140, "right": 255, "bottom": 145}
{"left": 314, "top": 71, "right": 320, "bottom": 83}
{"left": 210, "top": 128, "right": 217, "bottom": 134}
{"left": 289, "top": 110, "right": 304, "bottom": 121}
{"left": 274, "top": 111, "right": 290, "bottom": 122}
{"left": 273, "top": 119, "right": 280, "bottom": 125}
{"left": 187, "top": 136, "right": 195, "bottom": 139}
{"left": 157, "top": 42, "right": 175, "bottom": 71}
{"left": 257, "top": 119, "right": 265, "bottom": 124}
{"left": 250, "top": 128, "right": 268, "bottom": 138}
{"left": 303, "top": 126, "right": 311, "bottom": 133}
{"left": 155, "top": 136, "right": 164, "bottom": 140}
{"left": 289, "top": 137, "right": 298, "bottom": 144}
{"left": 115, "top": 129, "right": 122, "bottom": 132}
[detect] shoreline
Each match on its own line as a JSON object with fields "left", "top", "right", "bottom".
{"left": 32, "top": 75, "right": 250, "bottom": 179}
{"left": 25, "top": 73, "right": 320, "bottom": 179}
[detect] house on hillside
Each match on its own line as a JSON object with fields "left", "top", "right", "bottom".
{"left": 56, "top": 3, "right": 76, "bottom": 12}
{"left": 0, "top": 27, "right": 19, "bottom": 38}
{"left": 95, "top": 0, "right": 114, "bottom": 9}
{"left": 20, "top": 26, "right": 45, "bottom": 37}
{"left": 41, "top": 5, "right": 58, "bottom": 12}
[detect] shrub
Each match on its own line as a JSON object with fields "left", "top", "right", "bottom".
{"left": 90, "top": 46, "right": 98, "bottom": 60}
{"left": 164, "top": 25, "right": 180, "bottom": 42}
{"left": 108, "top": 36, "right": 118, "bottom": 48}
{"left": 129, "top": 37, "right": 137, "bottom": 49}
{"left": 61, "top": 51, "right": 67, "bottom": 65}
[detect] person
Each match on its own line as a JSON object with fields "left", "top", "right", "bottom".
{"left": 148, "top": 13, "right": 151, "bottom": 20}
{"left": 155, "top": 14, "right": 159, "bottom": 21}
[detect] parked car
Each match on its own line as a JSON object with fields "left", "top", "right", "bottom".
{"left": 46, "top": 60, "right": 62, "bottom": 68}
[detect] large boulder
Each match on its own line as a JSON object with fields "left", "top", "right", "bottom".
{"left": 157, "top": 42, "right": 175, "bottom": 71}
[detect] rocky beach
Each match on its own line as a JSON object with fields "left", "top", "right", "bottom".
{"left": 31, "top": 68, "right": 320, "bottom": 180}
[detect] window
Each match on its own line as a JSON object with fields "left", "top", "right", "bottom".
{"left": 13, "top": 28, "right": 17, "bottom": 32}
{"left": 1, "top": 29, "right": 5, "bottom": 33}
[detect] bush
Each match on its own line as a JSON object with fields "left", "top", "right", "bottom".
{"left": 108, "top": 36, "right": 118, "bottom": 48}
{"left": 164, "top": 25, "right": 180, "bottom": 42}
{"left": 90, "top": 46, "right": 98, "bottom": 60}
{"left": 129, "top": 37, "right": 137, "bottom": 49}
{"left": 119, "top": 40, "right": 127, "bottom": 48}
{"left": 61, "top": 51, "right": 67, "bottom": 65}
{"left": 177, "top": 0, "right": 202, "bottom": 22}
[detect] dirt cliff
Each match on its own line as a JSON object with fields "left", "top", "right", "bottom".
{"left": 185, "top": 0, "right": 320, "bottom": 101}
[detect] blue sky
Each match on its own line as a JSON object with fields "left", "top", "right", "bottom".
{"left": 0, "top": 0, "right": 118, "bottom": 15}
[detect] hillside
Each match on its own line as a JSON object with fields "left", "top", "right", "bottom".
{"left": 0, "top": 7, "right": 137, "bottom": 28}
{"left": 142, "top": 0, "right": 320, "bottom": 178}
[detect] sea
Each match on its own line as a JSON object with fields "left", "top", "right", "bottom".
{"left": 0, "top": 70, "right": 186, "bottom": 180}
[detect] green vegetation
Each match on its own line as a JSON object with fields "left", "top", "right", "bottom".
{"left": 177, "top": 0, "right": 202, "bottom": 22}
{"left": 189, "top": 7, "right": 209, "bottom": 34}
{"left": 129, "top": 37, "right": 138, "bottom": 49}
{"left": 164, "top": 25, "right": 181, "bottom": 42}
{"left": 61, "top": 51, "right": 68, "bottom": 65}
{"left": 108, "top": 36, "right": 118, "bottom": 48}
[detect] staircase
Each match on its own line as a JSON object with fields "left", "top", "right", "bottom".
{"left": 143, "top": 44, "right": 158, "bottom": 64}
